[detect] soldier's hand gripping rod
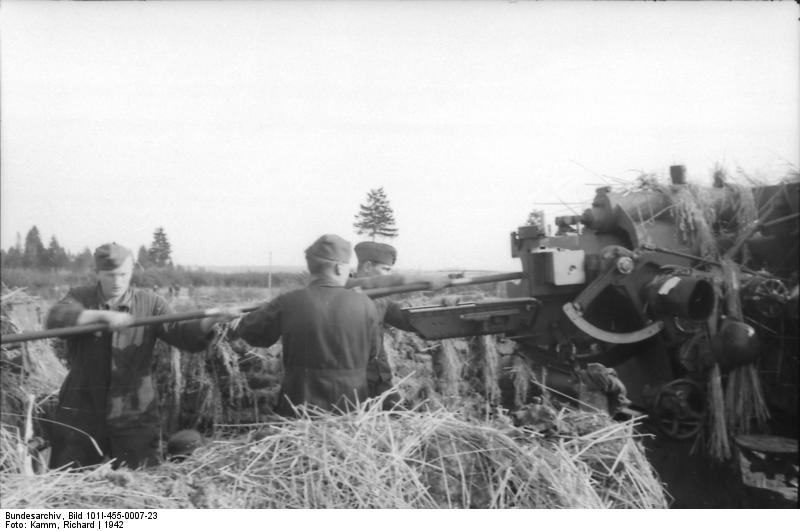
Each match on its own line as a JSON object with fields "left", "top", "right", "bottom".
{"left": 1, "top": 271, "right": 524, "bottom": 344}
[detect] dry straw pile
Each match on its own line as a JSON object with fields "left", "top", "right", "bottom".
{"left": 1, "top": 289, "right": 65, "bottom": 424}
{"left": 1, "top": 397, "right": 667, "bottom": 509}
{"left": 1, "top": 287, "right": 65, "bottom": 474}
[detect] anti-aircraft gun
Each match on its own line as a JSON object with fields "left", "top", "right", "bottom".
{"left": 2, "top": 166, "right": 795, "bottom": 504}
{"left": 400, "top": 166, "right": 799, "bottom": 455}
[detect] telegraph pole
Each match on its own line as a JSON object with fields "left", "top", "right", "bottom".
{"left": 268, "top": 251, "right": 273, "bottom": 296}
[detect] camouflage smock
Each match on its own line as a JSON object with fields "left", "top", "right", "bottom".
{"left": 46, "top": 285, "right": 212, "bottom": 460}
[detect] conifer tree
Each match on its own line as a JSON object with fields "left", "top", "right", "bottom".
{"left": 353, "top": 187, "right": 399, "bottom": 241}
{"left": 148, "top": 227, "right": 173, "bottom": 267}
{"left": 23, "top": 226, "right": 46, "bottom": 268}
{"left": 45, "top": 236, "right": 69, "bottom": 269}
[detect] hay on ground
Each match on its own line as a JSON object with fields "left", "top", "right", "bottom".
{"left": 0, "top": 398, "right": 668, "bottom": 509}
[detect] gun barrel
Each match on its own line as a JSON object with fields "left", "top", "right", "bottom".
{"left": 362, "top": 271, "right": 525, "bottom": 298}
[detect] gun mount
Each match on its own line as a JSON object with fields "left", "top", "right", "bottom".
{"left": 401, "top": 169, "right": 799, "bottom": 466}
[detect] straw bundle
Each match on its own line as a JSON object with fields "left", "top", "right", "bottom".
{"left": 705, "top": 363, "right": 730, "bottom": 461}
{"left": 154, "top": 332, "right": 277, "bottom": 436}
{"left": 508, "top": 353, "right": 537, "bottom": 408}
{"left": 205, "top": 337, "right": 257, "bottom": 424}
{"left": 434, "top": 339, "right": 467, "bottom": 399}
{"left": 1, "top": 290, "right": 65, "bottom": 426}
{"left": 719, "top": 260, "right": 770, "bottom": 436}
{"left": 382, "top": 325, "right": 537, "bottom": 413}
{"left": 0, "top": 399, "right": 667, "bottom": 509}
{"left": 479, "top": 336, "right": 502, "bottom": 403}
{"left": 724, "top": 365, "right": 770, "bottom": 435}
{"left": 388, "top": 329, "right": 437, "bottom": 404}
{"left": 671, "top": 184, "right": 718, "bottom": 260}
{"left": 1, "top": 288, "right": 65, "bottom": 474}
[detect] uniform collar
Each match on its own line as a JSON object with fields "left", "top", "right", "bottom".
{"left": 96, "top": 283, "right": 134, "bottom": 311}
{"left": 309, "top": 277, "right": 343, "bottom": 289}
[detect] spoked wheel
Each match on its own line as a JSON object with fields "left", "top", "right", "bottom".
{"left": 652, "top": 379, "right": 706, "bottom": 440}
{"left": 747, "top": 277, "right": 789, "bottom": 319}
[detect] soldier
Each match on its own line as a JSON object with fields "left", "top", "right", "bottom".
{"left": 46, "top": 243, "right": 239, "bottom": 469}
{"left": 347, "top": 242, "right": 449, "bottom": 404}
{"left": 350, "top": 242, "right": 412, "bottom": 329}
{"left": 230, "top": 234, "right": 381, "bottom": 416}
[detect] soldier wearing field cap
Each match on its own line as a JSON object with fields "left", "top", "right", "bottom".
{"left": 347, "top": 241, "right": 452, "bottom": 405}
{"left": 46, "top": 242, "right": 238, "bottom": 469}
{"left": 348, "top": 241, "right": 450, "bottom": 329}
{"left": 353, "top": 242, "right": 397, "bottom": 277}
{"left": 230, "top": 234, "right": 381, "bottom": 416}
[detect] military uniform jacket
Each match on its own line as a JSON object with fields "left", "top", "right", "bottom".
{"left": 47, "top": 285, "right": 211, "bottom": 438}
{"left": 234, "top": 278, "right": 381, "bottom": 416}
{"left": 346, "top": 276, "right": 415, "bottom": 390}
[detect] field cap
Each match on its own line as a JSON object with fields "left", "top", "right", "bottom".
{"left": 94, "top": 242, "right": 133, "bottom": 271}
{"left": 305, "top": 234, "right": 351, "bottom": 263}
{"left": 354, "top": 242, "right": 397, "bottom": 266}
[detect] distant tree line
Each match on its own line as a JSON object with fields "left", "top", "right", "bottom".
{"left": 1, "top": 226, "right": 307, "bottom": 292}
{"left": 1, "top": 226, "right": 94, "bottom": 272}
{"left": 1, "top": 226, "right": 175, "bottom": 272}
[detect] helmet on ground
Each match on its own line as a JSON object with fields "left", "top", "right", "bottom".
{"left": 166, "top": 429, "right": 205, "bottom": 460}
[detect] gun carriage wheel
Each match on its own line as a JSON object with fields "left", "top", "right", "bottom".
{"left": 651, "top": 378, "right": 705, "bottom": 440}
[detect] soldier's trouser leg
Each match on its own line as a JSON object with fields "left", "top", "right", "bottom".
{"left": 49, "top": 433, "right": 107, "bottom": 469}
{"left": 108, "top": 424, "right": 161, "bottom": 469}
{"left": 367, "top": 349, "right": 403, "bottom": 410}
{"left": 48, "top": 411, "right": 108, "bottom": 469}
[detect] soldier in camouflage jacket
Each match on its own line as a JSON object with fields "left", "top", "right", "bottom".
{"left": 46, "top": 243, "right": 237, "bottom": 469}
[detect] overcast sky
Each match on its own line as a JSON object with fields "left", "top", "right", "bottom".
{"left": 1, "top": 0, "right": 798, "bottom": 272}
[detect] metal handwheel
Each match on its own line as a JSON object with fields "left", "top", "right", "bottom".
{"left": 652, "top": 379, "right": 706, "bottom": 440}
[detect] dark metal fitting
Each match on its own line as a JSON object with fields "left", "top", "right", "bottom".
{"left": 615, "top": 256, "right": 635, "bottom": 274}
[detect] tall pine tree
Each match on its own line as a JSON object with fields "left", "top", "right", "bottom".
{"left": 44, "top": 236, "right": 69, "bottom": 270}
{"left": 353, "top": 187, "right": 399, "bottom": 241}
{"left": 23, "top": 226, "right": 46, "bottom": 268}
{"left": 148, "top": 227, "right": 173, "bottom": 267}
